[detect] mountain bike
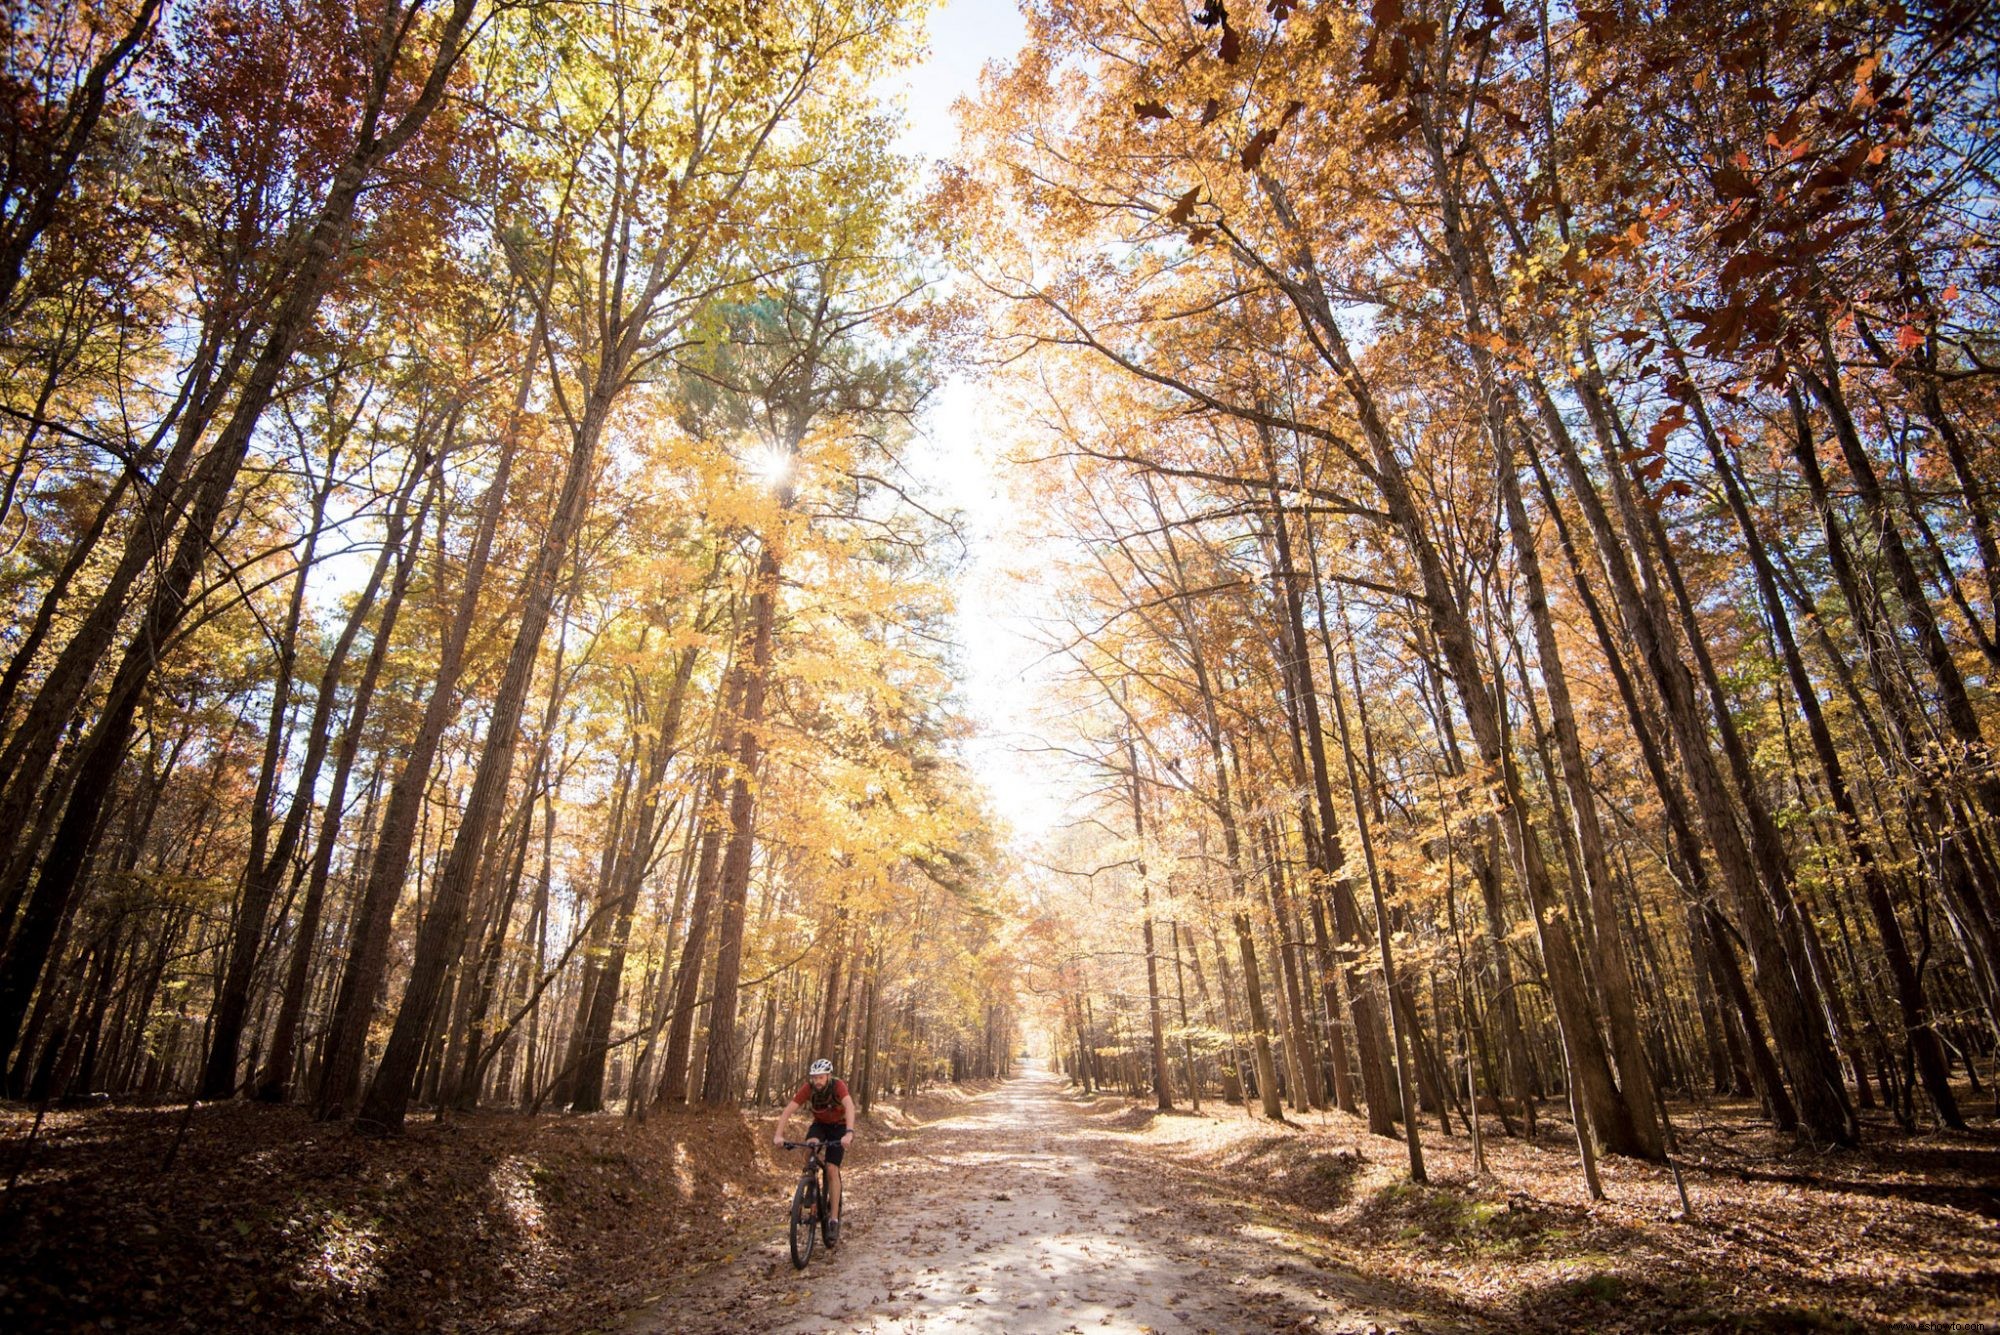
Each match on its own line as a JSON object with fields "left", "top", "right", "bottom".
{"left": 780, "top": 1138, "right": 846, "bottom": 1268}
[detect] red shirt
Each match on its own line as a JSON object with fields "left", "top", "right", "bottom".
{"left": 794, "top": 1077, "right": 850, "bottom": 1124}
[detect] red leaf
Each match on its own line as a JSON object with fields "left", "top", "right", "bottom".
{"left": 1896, "top": 324, "right": 1925, "bottom": 351}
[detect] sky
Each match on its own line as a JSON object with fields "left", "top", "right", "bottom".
{"left": 872, "top": 1, "right": 1090, "bottom": 851}
{"left": 884, "top": 0, "right": 1029, "bottom": 167}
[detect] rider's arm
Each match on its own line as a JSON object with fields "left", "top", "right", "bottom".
{"left": 774, "top": 1097, "right": 801, "bottom": 1146}
{"left": 840, "top": 1092, "right": 857, "bottom": 1141}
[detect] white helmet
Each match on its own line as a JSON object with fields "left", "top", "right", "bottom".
{"left": 808, "top": 1058, "right": 834, "bottom": 1076}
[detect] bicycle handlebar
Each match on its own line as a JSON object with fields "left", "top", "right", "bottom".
{"left": 780, "top": 1136, "right": 854, "bottom": 1151}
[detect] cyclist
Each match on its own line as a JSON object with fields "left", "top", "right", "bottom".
{"left": 774, "top": 1057, "right": 855, "bottom": 1242}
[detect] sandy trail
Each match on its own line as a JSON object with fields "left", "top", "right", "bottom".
{"left": 626, "top": 1063, "right": 1468, "bottom": 1334}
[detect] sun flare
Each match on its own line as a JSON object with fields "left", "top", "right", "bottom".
{"left": 746, "top": 443, "right": 793, "bottom": 489}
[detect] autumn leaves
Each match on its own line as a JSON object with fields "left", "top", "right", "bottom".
{"left": 0, "top": 0, "right": 1010, "bottom": 1127}
{"left": 953, "top": 0, "right": 1994, "bottom": 1173}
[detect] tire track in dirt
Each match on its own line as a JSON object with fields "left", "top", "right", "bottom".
{"left": 621, "top": 1062, "right": 1480, "bottom": 1334}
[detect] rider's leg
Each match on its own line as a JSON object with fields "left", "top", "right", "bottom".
{"left": 826, "top": 1162, "right": 842, "bottom": 1220}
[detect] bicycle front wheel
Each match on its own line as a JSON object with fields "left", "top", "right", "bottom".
{"left": 789, "top": 1176, "right": 817, "bottom": 1269}
{"left": 820, "top": 1164, "right": 838, "bottom": 1249}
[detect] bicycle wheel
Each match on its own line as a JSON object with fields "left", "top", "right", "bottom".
{"left": 789, "top": 1175, "right": 817, "bottom": 1269}
{"left": 820, "top": 1164, "right": 838, "bottom": 1249}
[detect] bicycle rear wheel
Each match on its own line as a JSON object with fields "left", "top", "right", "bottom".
{"left": 789, "top": 1176, "right": 818, "bottom": 1269}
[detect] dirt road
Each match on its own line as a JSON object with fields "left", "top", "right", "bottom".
{"left": 624, "top": 1063, "right": 1473, "bottom": 1334}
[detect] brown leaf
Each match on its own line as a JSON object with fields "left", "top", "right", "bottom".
{"left": 1370, "top": 34, "right": 1411, "bottom": 89}
{"left": 1714, "top": 213, "right": 1759, "bottom": 248}
{"left": 1167, "top": 186, "right": 1200, "bottom": 226}
{"left": 1719, "top": 250, "right": 1780, "bottom": 288}
{"left": 1712, "top": 163, "right": 1759, "bottom": 201}
{"left": 1193, "top": 0, "right": 1227, "bottom": 27}
{"left": 1242, "top": 126, "right": 1279, "bottom": 170}
{"left": 1200, "top": 97, "right": 1222, "bottom": 126}
{"left": 1219, "top": 21, "right": 1241, "bottom": 63}
{"left": 1134, "top": 100, "right": 1171, "bottom": 121}
{"left": 1646, "top": 405, "right": 1688, "bottom": 454}
{"left": 1364, "top": 109, "right": 1418, "bottom": 148}
{"left": 1575, "top": 5, "right": 1619, "bottom": 40}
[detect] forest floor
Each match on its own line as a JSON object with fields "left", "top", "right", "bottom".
{"left": 1, "top": 1068, "right": 1996, "bottom": 1333}
{"left": 0, "top": 1090, "right": 786, "bottom": 1333}
{"left": 622, "top": 1063, "right": 2000, "bottom": 1334}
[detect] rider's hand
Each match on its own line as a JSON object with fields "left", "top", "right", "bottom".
{"left": 773, "top": 1134, "right": 784, "bottom": 1147}
{"left": 841, "top": 1132, "right": 853, "bottom": 1147}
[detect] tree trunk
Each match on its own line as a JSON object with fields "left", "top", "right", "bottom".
{"left": 315, "top": 383, "right": 521, "bottom": 1120}
{"left": 358, "top": 363, "right": 616, "bottom": 1132}
{"left": 203, "top": 430, "right": 362, "bottom": 1098}
{"left": 656, "top": 656, "right": 744, "bottom": 1104}
{"left": 257, "top": 458, "right": 437, "bottom": 1102}
{"left": 701, "top": 541, "right": 781, "bottom": 1107}
{"left": 1496, "top": 452, "right": 1664, "bottom": 1156}
{"left": 1684, "top": 375, "right": 1959, "bottom": 1127}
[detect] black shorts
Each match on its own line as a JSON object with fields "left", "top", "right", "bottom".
{"left": 805, "top": 1121, "right": 849, "bottom": 1166}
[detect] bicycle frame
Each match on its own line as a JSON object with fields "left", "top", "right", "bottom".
{"left": 784, "top": 1139, "right": 833, "bottom": 1192}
